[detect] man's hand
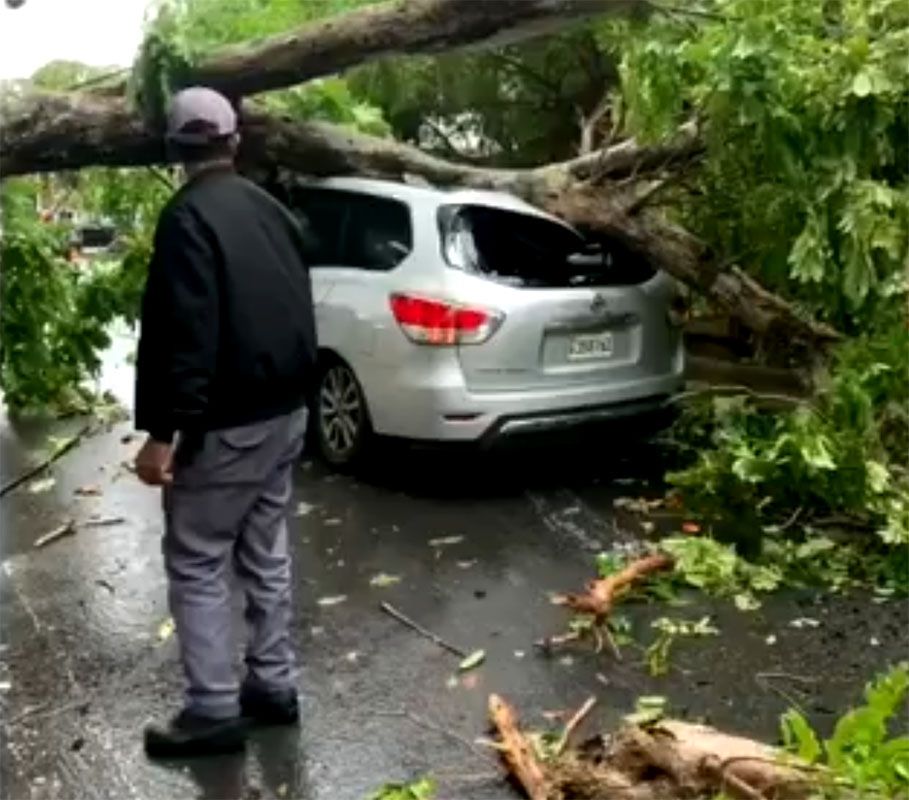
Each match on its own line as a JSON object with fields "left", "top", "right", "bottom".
{"left": 135, "top": 438, "right": 174, "bottom": 486}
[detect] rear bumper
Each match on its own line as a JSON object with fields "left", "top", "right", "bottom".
{"left": 361, "top": 348, "right": 685, "bottom": 442}
{"left": 481, "top": 394, "right": 676, "bottom": 445}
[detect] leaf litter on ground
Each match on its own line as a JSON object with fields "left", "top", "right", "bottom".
{"left": 294, "top": 501, "right": 315, "bottom": 517}
{"left": 157, "top": 618, "right": 175, "bottom": 642}
{"left": 27, "top": 476, "right": 56, "bottom": 494}
{"left": 370, "top": 573, "right": 402, "bottom": 588}
{"left": 428, "top": 535, "right": 464, "bottom": 547}
{"left": 317, "top": 595, "right": 348, "bottom": 607}
{"left": 458, "top": 649, "right": 486, "bottom": 672}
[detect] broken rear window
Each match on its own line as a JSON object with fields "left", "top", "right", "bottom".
{"left": 437, "top": 205, "right": 655, "bottom": 288}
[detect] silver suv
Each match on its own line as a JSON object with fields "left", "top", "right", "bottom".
{"left": 283, "top": 177, "right": 684, "bottom": 467}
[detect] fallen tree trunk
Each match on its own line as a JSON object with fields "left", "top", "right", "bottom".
{"left": 0, "top": 92, "right": 836, "bottom": 349}
{"left": 489, "top": 694, "right": 814, "bottom": 800}
{"left": 191, "top": 0, "right": 647, "bottom": 98}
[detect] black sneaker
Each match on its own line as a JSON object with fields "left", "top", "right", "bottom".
{"left": 240, "top": 685, "right": 299, "bottom": 726}
{"left": 144, "top": 710, "right": 248, "bottom": 759}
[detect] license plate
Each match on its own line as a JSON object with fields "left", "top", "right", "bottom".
{"left": 568, "top": 331, "right": 614, "bottom": 360}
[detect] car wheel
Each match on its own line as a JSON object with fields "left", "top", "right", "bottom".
{"left": 315, "top": 360, "right": 372, "bottom": 468}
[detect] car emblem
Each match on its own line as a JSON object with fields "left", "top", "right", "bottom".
{"left": 590, "top": 294, "right": 608, "bottom": 313}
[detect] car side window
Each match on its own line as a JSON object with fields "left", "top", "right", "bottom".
{"left": 289, "top": 188, "right": 348, "bottom": 265}
{"left": 342, "top": 194, "right": 413, "bottom": 271}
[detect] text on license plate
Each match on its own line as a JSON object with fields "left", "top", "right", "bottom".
{"left": 568, "top": 331, "right": 614, "bottom": 360}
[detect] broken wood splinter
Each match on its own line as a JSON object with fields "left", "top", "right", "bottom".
{"left": 33, "top": 520, "right": 76, "bottom": 549}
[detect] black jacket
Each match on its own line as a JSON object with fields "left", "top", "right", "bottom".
{"left": 135, "top": 168, "right": 317, "bottom": 442}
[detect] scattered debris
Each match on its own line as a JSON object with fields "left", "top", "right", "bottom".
{"left": 323, "top": 517, "right": 342, "bottom": 526}
{"left": 428, "top": 535, "right": 464, "bottom": 547}
{"left": 121, "top": 433, "right": 137, "bottom": 445}
{"left": 646, "top": 616, "right": 719, "bottom": 677}
{"left": 0, "top": 680, "right": 11, "bottom": 692}
{"left": 613, "top": 496, "right": 664, "bottom": 514}
{"left": 487, "top": 693, "right": 812, "bottom": 800}
{"left": 380, "top": 602, "right": 468, "bottom": 658}
{"left": 95, "top": 579, "right": 115, "bottom": 594}
{"left": 789, "top": 617, "right": 822, "bottom": 629}
{"left": 70, "top": 737, "right": 85, "bottom": 752}
{"left": 735, "top": 592, "right": 762, "bottom": 611}
{"left": 345, "top": 651, "right": 360, "bottom": 663}
{"left": 157, "top": 618, "right": 175, "bottom": 642}
{"left": 310, "top": 626, "right": 324, "bottom": 636}
{"left": 681, "top": 521, "right": 701, "bottom": 534}
{"left": 766, "top": 634, "right": 778, "bottom": 645}
{"left": 74, "top": 484, "right": 103, "bottom": 497}
{"left": 33, "top": 520, "right": 76, "bottom": 549}
{"left": 514, "top": 650, "right": 526, "bottom": 659}
{"left": 456, "top": 559, "right": 477, "bottom": 569}
{"left": 0, "top": 423, "right": 93, "bottom": 499}
{"left": 83, "top": 516, "right": 125, "bottom": 528}
{"left": 27, "top": 476, "right": 56, "bottom": 495}
{"left": 555, "top": 696, "right": 597, "bottom": 757}
{"left": 370, "top": 573, "right": 402, "bottom": 588}
{"left": 458, "top": 649, "right": 486, "bottom": 672}
{"left": 294, "top": 501, "right": 315, "bottom": 517}
{"left": 317, "top": 595, "right": 348, "bottom": 607}
{"left": 553, "top": 552, "right": 673, "bottom": 619}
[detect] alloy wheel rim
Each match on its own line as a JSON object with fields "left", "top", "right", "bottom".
{"left": 319, "top": 365, "right": 362, "bottom": 457}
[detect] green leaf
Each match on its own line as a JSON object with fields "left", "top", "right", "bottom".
{"left": 851, "top": 71, "right": 873, "bottom": 97}
{"left": 370, "top": 777, "right": 437, "bottom": 800}
{"left": 781, "top": 709, "right": 823, "bottom": 763}
{"left": 458, "top": 649, "right": 486, "bottom": 672}
{"left": 625, "top": 695, "right": 668, "bottom": 726}
{"left": 369, "top": 573, "right": 402, "bottom": 588}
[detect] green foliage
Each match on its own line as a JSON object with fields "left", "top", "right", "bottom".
{"left": 669, "top": 328, "right": 909, "bottom": 563}
{"left": 780, "top": 664, "right": 909, "bottom": 797}
{"left": 137, "top": 0, "right": 389, "bottom": 134}
{"left": 368, "top": 777, "right": 436, "bottom": 800}
{"left": 350, "top": 27, "right": 620, "bottom": 165}
{"left": 1, "top": 181, "right": 96, "bottom": 413}
{"left": 612, "top": 0, "right": 909, "bottom": 332}
{"left": 660, "top": 536, "right": 784, "bottom": 605}
{"left": 645, "top": 615, "right": 718, "bottom": 676}
{"left": 0, "top": 170, "right": 166, "bottom": 413}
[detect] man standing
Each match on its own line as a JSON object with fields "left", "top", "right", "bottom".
{"left": 134, "top": 87, "right": 316, "bottom": 758}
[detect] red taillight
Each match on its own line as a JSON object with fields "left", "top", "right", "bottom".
{"left": 389, "top": 293, "right": 502, "bottom": 345}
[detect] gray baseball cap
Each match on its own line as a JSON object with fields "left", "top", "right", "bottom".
{"left": 166, "top": 86, "right": 237, "bottom": 145}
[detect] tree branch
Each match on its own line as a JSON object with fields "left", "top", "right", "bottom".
{"left": 0, "top": 92, "right": 839, "bottom": 349}
{"left": 191, "top": 0, "right": 648, "bottom": 98}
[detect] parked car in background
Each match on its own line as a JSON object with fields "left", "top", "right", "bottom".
{"left": 278, "top": 177, "right": 685, "bottom": 468}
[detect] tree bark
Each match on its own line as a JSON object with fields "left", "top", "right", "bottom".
{"left": 191, "top": 0, "right": 646, "bottom": 98}
{"left": 0, "top": 92, "right": 837, "bottom": 348}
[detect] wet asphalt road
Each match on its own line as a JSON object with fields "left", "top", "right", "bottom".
{"left": 1, "top": 339, "right": 906, "bottom": 800}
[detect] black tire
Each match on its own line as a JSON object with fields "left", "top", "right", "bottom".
{"left": 314, "top": 359, "right": 372, "bottom": 469}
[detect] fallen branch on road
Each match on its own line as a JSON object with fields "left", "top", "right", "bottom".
{"left": 552, "top": 552, "right": 674, "bottom": 620}
{"left": 379, "top": 601, "right": 468, "bottom": 659}
{"left": 488, "top": 693, "right": 812, "bottom": 800}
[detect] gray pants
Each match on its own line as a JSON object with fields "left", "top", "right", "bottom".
{"left": 163, "top": 408, "right": 307, "bottom": 719}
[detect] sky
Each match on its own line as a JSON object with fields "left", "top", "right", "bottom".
{"left": 0, "top": 0, "right": 152, "bottom": 80}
